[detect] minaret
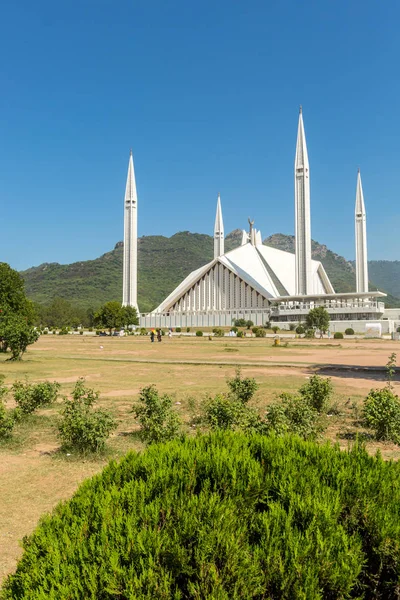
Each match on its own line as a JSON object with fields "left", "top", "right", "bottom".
{"left": 122, "top": 151, "right": 138, "bottom": 309}
{"left": 355, "top": 169, "right": 368, "bottom": 293}
{"left": 294, "top": 106, "right": 312, "bottom": 295}
{"left": 214, "top": 193, "right": 224, "bottom": 258}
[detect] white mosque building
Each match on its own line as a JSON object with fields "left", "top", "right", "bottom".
{"left": 124, "top": 109, "right": 396, "bottom": 332}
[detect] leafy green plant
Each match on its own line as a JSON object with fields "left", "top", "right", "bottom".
{"left": 176, "top": 327, "right": 181, "bottom": 333}
{"left": 226, "top": 368, "right": 258, "bottom": 403}
{"left": 236, "top": 330, "right": 244, "bottom": 338}
{"left": 299, "top": 375, "right": 333, "bottom": 413}
{"left": 345, "top": 328, "right": 355, "bottom": 335}
{"left": 334, "top": 332, "right": 344, "bottom": 339}
{"left": 271, "top": 325, "right": 279, "bottom": 333}
{"left": 7, "top": 432, "right": 400, "bottom": 599}
{"left": 246, "top": 320, "right": 254, "bottom": 329}
{"left": 255, "top": 328, "right": 266, "bottom": 337}
{"left": 212, "top": 328, "right": 224, "bottom": 337}
{"left": 296, "top": 325, "right": 305, "bottom": 334}
{"left": 289, "top": 323, "right": 296, "bottom": 331}
{"left": 363, "top": 388, "right": 400, "bottom": 443}
{"left": 195, "top": 330, "right": 203, "bottom": 337}
{"left": 265, "top": 393, "right": 324, "bottom": 440}
{"left": 133, "top": 385, "right": 182, "bottom": 445}
{"left": 203, "top": 393, "right": 262, "bottom": 432}
{"left": 0, "top": 315, "right": 40, "bottom": 360}
{"left": 186, "top": 327, "right": 191, "bottom": 333}
{"left": 12, "top": 380, "right": 60, "bottom": 415}
{"left": 233, "top": 318, "right": 247, "bottom": 327}
{"left": 251, "top": 326, "right": 259, "bottom": 334}
{"left": 58, "top": 379, "right": 116, "bottom": 453}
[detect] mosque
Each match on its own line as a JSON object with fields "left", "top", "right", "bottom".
{"left": 122, "top": 109, "right": 399, "bottom": 333}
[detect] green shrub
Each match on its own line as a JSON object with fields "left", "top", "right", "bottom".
{"left": 203, "top": 394, "right": 262, "bottom": 432}
{"left": 88, "top": 327, "right": 93, "bottom": 332}
{"left": 363, "top": 388, "right": 400, "bottom": 443}
{"left": 334, "top": 332, "right": 344, "bottom": 339}
{"left": 299, "top": 375, "right": 333, "bottom": 413}
{"left": 52, "top": 329, "right": 56, "bottom": 335}
{"left": 233, "top": 318, "right": 247, "bottom": 327}
{"left": 42, "top": 329, "right": 48, "bottom": 335}
{"left": 186, "top": 327, "right": 191, "bottom": 332}
{"left": 230, "top": 326, "right": 238, "bottom": 333}
{"left": 12, "top": 380, "right": 60, "bottom": 415}
{"left": 58, "top": 327, "right": 69, "bottom": 336}
{"left": 236, "top": 330, "right": 244, "bottom": 338}
{"left": 265, "top": 321, "right": 271, "bottom": 329}
{"left": 246, "top": 320, "right": 254, "bottom": 329}
{"left": 0, "top": 377, "right": 16, "bottom": 438}
{"left": 7, "top": 432, "right": 400, "bottom": 598}
{"left": 133, "top": 385, "right": 181, "bottom": 445}
{"left": 271, "top": 325, "right": 279, "bottom": 333}
{"left": 139, "top": 327, "right": 147, "bottom": 335}
{"left": 255, "top": 328, "right": 266, "bottom": 337}
{"left": 212, "top": 328, "right": 224, "bottom": 337}
{"left": 176, "top": 327, "right": 181, "bottom": 333}
{"left": 95, "top": 330, "right": 101, "bottom": 335}
{"left": 265, "top": 393, "right": 324, "bottom": 440}
{"left": 397, "top": 326, "right": 400, "bottom": 333}
{"left": 305, "top": 328, "right": 315, "bottom": 338}
{"left": 345, "top": 328, "right": 355, "bottom": 335}
{"left": 58, "top": 379, "right": 116, "bottom": 453}
{"left": 296, "top": 325, "right": 305, "bottom": 334}
{"left": 195, "top": 330, "right": 203, "bottom": 337}
{"left": 226, "top": 368, "right": 258, "bottom": 403}
{"left": 251, "top": 326, "right": 259, "bottom": 334}
{"left": 289, "top": 323, "right": 296, "bottom": 331}
{"left": 79, "top": 330, "right": 84, "bottom": 335}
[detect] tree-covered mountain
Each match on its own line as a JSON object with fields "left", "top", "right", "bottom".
{"left": 20, "top": 231, "right": 400, "bottom": 312}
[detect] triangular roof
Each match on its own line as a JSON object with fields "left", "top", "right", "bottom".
{"left": 153, "top": 241, "right": 335, "bottom": 313}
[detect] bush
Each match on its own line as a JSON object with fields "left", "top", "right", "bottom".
{"left": 255, "top": 328, "right": 266, "bottom": 338}
{"left": 95, "top": 330, "right": 101, "bottom": 335}
{"left": 212, "top": 328, "right": 224, "bottom": 337}
{"left": 234, "top": 318, "right": 247, "bottom": 327}
{"left": 133, "top": 385, "right": 182, "bottom": 445}
{"left": 230, "top": 326, "right": 238, "bottom": 333}
{"left": 59, "top": 327, "right": 69, "bottom": 335}
{"left": 265, "top": 393, "right": 324, "bottom": 440}
{"left": 52, "top": 330, "right": 57, "bottom": 335}
{"left": 7, "top": 432, "right": 400, "bottom": 599}
{"left": 289, "top": 323, "right": 296, "bottom": 331}
{"left": 186, "top": 327, "right": 191, "bottom": 333}
{"left": 397, "top": 326, "right": 400, "bottom": 333}
{"left": 271, "top": 326, "right": 279, "bottom": 333}
{"left": 195, "top": 330, "right": 203, "bottom": 337}
{"left": 58, "top": 379, "right": 117, "bottom": 453}
{"left": 176, "top": 327, "right": 181, "bottom": 333}
{"left": 236, "top": 330, "right": 244, "bottom": 338}
{"left": 296, "top": 325, "right": 305, "bottom": 334}
{"left": 251, "top": 326, "right": 259, "bottom": 334}
{"left": 299, "top": 375, "right": 333, "bottom": 413}
{"left": 42, "top": 329, "right": 48, "bottom": 335}
{"left": 12, "top": 380, "right": 60, "bottom": 415}
{"left": 246, "top": 320, "right": 254, "bottom": 329}
{"left": 363, "top": 388, "right": 400, "bottom": 443}
{"left": 334, "top": 332, "right": 344, "bottom": 339}
{"left": 345, "top": 328, "right": 355, "bottom": 335}
{"left": 203, "top": 394, "right": 262, "bottom": 432}
{"left": 0, "top": 377, "right": 17, "bottom": 438}
{"left": 305, "top": 328, "right": 315, "bottom": 338}
{"left": 265, "top": 321, "right": 271, "bottom": 329}
{"left": 79, "top": 330, "right": 84, "bottom": 335}
{"left": 226, "top": 368, "right": 258, "bottom": 403}
{"left": 88, "top": 327, "right": 93, "bottom": 332}
{"left": 139, "top": 327, "right": 147, "bottom": 335}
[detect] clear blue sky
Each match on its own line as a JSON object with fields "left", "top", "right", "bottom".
{"left": 1, "top": 0, "right": 400, "bottom": 270}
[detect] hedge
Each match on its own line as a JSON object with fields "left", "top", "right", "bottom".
{"left": 3, "top": 432, "right": 400, "bottom": 599}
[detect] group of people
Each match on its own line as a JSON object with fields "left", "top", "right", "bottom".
{"left": 150, "top": 328, "right": 173, "bottom": 342}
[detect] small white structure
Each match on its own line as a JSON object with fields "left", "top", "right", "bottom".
{"left": 365, "top": 322, "right": 382, "bottom": 338}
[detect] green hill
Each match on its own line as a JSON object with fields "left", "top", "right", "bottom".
{"left": 20, "top": 231, "right": 400, "bottom": 312}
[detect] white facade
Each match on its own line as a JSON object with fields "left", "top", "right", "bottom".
{"left": 294, "top": 107, "right": 312, "bottom": 295}
{"left": 214, "top": 194, "right": 224, "bottom": 259}
{"left": 122, "top": 152, "right": 138, "bottom": 309}
{"left": 153, "top": 241, "right": 333, "bottom": 314}
{"left": 355, "top": 170, "right": 368, "bottom": 293}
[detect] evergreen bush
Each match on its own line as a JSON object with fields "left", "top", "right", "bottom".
{"left": 296, "top": 325, "right": 305, "bottom": 334}
{"left": 236, "top": 330, "right": 244, "bottom": 338}
{"left": 6, "top": 432, "right": 400, "bottom": 599}
{"left": 58, "top": 379, "right": 116, "bottom": 453}
{"left": 271, "top": 325, "right": 280, "bottom": 333}
{"left": 255, "top": 328, "right": 266, "bottom": 337}
{"left": 334, "top": 332, "right": 344, "bottom": 339}
{"left": 186, "top": 327, "right": 191, "bottom": 332}
{"left": 230, "top": 326, "right": 238, "bottom": 333}
{"left": 133, "top": 385, "right": 182, "bottom": 445}
{"left": 345, "top": 328, "right": 355, "bottom": 335}
{"left": 195, "top": 330, "right": 203, "bottom": 337}
{"left": 212, "top": 328, "right": 224, "bottom": 337}
{"left": 12, "top": 380, "right": 60, "bottom": 415}
{"left": 176, "top": 327, "right": 181, "bottom": 332}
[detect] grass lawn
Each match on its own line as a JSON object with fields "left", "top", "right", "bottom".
{"left": 1, "top": 333, "right": 400, "bottom": 582}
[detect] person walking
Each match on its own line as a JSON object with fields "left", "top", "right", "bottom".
{"left": 157, "top": 329, "right": 162, "bottom": 342}
{"left": 150, "top": 330, "right": 155, "bottom": 343}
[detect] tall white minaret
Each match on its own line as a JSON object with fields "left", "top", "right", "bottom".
{"left": 122, "top": 151, "right": 138, "bottom": 309}
{"left": 355, "top": 169, "right": 368, "bottom": 293}
{"left": 294, "top": 106, "right": 312, "bottom": 295}
{"left": 214, "top": 193, "right": 224, "bottom": 258}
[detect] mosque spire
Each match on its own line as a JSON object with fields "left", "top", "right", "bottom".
{"left": 355, "top": 169, "right": 368, "bottom": 293}
{"left": 122, "top": 151, "right": 139, "bottom": 309}
{"left": 214, "top": 193, "right": 224, "bottom": 258}
{"left": 294, "top": 106, "right": 312, "bottom": 295}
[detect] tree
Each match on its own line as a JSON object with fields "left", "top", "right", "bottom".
{"left": 0, "top": 263, "right": 35, "bottom": 324}
{"left": 94, "top": 301, "right": 124, "bottom": 334}
{"left": 0, "top": 314, "right": 40, "bottom": 360}
{"left": 122, "top": 305, "right": 139, "bottom": 328}
{"left": 305, "top": 306, "right": 330, "bottom": 336}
